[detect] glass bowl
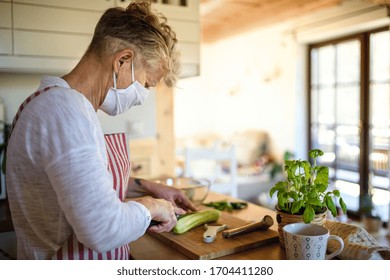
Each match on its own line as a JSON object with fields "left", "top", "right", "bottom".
{"left": 153, "top": 177, "right": 210, "bottom": 205}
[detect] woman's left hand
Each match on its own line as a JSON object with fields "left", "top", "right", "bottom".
{"left": 135, "top": 179, "right": 198, "bottom": 212}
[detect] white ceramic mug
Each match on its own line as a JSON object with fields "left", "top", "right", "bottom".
{"left": 283, "top": 223, "right": 344, "bottom": 260}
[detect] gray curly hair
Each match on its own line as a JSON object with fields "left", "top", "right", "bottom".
{"left": 86, "top": 0, "right": 180, "bottom": 87}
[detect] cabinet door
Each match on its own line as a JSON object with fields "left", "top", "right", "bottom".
{"left": 14, "top": 0, "right": 114, "bottom": 11}
{"left": 12, "top": 3, "right": 99, "bottom": 58}
{"left": 169, "top": 19, "right": 200, "bottom": 70}
{"left": 0, "top": 2, "right": 12, "bottom": 55}
{"left": 14, "top": 30, "right": 91, "bottom": 58}
{"left": 169, "top": 19, "right": 200, "bottom": 43}
{"left": 0, "top": 30, "right": 12, "bottom": 55}
{"left": 13, "top": 4, "right": 101, "bottom": 34}
{"left": 177, "top": 43, "right": 199, "bottom": 64}
{"left": 0, "top": 2, "right": 12, "bottom": 28}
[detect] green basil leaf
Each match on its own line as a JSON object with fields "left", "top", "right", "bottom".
{"left": 332, "top": 190, "right": 340, "bottom": 197}
{"left": 339, "top": 197, "right": 347, "bottom": 214}
{"left": 315, "top": 166, "right": 329, "bottom": 185}
{"left": 277, "top": 191, "right": 286, "bottom": 206}
{"left": 303, "top": 206, "right": 315, "bottom": 223}
{"left": 289, "top": 191, "right": 299, "bottom": 201}
{"left": 290, "top": 202, "right": 300, "bottom": 214}
{"left": 307, "top": 198, "right": 322, "bottom": 207}
{"left": 307, "top": 189, "right": 318, "bottom": 198}
{"left": 309, "top": 149, "right": 324, "bottom": 159}
{"left": 269, "top": 187, "right": 278, "bottom": 198}
{"left": 301, "top": 160, "right": 311, "bottom": 180}
{"left": 325, "top": 196, "right": 337, "bottom": 217}
{"left": 315, "top": 183, "right": 327, "bottom": 193}
{"left": 269, "top": 181, "right": 286, "bottom": 198}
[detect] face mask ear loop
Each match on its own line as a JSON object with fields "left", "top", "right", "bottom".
{"left": 131, "top": 60, "right": 135, "bottom": 84}
{"left": 113, "top": 71, "right": 117, "bottom": 90}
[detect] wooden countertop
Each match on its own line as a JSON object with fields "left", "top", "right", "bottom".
{"left": 129, "top": 192, "right": 286, "bottom": 260}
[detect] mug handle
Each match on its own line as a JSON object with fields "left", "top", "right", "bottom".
{"left": 326, "top": 235, "right": 344, "bottom": 260}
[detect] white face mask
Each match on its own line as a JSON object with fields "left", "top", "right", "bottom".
{"left": 99, "top": 60, "right": 150, "bottom": 116}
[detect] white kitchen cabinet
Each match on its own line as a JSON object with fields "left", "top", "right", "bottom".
{"left": 0, "top": 0, "right": 200, "bottom": 77}
{"left": 13, "top": 4, "right": 102, "bottom": 34}
{"left": 0, "top": 30, "right": 12, "bottom": 55}
{"left": 13, "top": 0, "right": 114, "bottom": 11}
{"left": 0, "top": 1, "right": 105, "bottom": 72}
{"left": 178, "top": 43, "right": 199, "bottom": 63}
{"left": 0, "top": 2, "right": 12, "bottom": 28}
{"left": 14, "top": 31, "right": 91, "bottom": 58}
{"left": 168, "top": 18, "right": 200, "bottom": 75}
{"left": 0, "top": 2, "right": 12, "bottom": 55}
{"left": 7, "top": 3, "right": 102, "bottom": 64}
{"left": 169, "top": 19, "right": 200, "bottom": 43}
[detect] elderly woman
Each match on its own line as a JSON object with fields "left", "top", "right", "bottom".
{"left": 6, "top": 0, "right": 196, "bottom": 260}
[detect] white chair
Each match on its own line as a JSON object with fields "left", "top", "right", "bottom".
{"left": 183, "top": 144, "right": 238, "bottom": 198}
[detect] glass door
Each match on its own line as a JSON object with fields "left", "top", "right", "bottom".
{"left": 310, "top": 38, "right": 361, "bottom": 213}
{"left": 309, "top": 28, "right": 390, "bottom": 223}
{"left": 369, "top": 30, "right": 390, "bottom": 221}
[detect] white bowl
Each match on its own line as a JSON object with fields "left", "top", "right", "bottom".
{"left": 153, "top": 177, "right": 210, "bottom": 205}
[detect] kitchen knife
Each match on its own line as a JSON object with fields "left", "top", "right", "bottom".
{"left": 221, "top": 215, "right": 274, "bottom": 238}
{"left": 149, "top": 212, "right": 199, "bottom": 227}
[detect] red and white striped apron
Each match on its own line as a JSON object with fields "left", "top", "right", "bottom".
{"left": 10, "top": 86, "right": 132, "bottom": 260}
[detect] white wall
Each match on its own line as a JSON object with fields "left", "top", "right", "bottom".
{"left": 174, "top": 22, "right": 304, "bottom": 160}
{"left": 0, "top": 73, "right": 42, "bottom": 123}
{"left": 174, "top": 1, "right": 389, "bottom": 161}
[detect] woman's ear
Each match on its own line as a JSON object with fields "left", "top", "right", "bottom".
{"left": 112, "top": 49, "right": 134, "bottom": 73}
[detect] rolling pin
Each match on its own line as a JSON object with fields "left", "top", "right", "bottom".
{"left": 222, "top": 215, "right": 274, "bottom": 238}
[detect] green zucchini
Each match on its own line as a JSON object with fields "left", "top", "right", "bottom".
{"left": 173, "top": 209, "right": 221, "bottom": 234}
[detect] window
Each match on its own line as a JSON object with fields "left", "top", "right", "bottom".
{"left": 309, "top": 27, "right": 390, "bottom": 223}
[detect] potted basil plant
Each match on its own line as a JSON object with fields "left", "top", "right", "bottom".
{"left": 269, "top": 149, "right": 347, "bottom": 246}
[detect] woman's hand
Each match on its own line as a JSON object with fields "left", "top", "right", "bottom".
{"left": 129, "top": 178, "right": 198, "bottom": 212}
{"left": 134, "top": 196, "right": 185, "bottom": 233}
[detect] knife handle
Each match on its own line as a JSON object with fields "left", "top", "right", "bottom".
{"left": 149, "top": 220, "right": 160, "bottom": 227}
{"left": 222, "top": 215, "right": 274, "bottom": 238}
{"left": 149, "top": 214, "right": 183, "bottom": 227}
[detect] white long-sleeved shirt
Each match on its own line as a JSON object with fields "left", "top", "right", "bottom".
{"left": 6, "top": 76, "right": 151, "bottom": 259}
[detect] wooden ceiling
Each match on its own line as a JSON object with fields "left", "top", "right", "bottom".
{"left": 200, "top": 0, "right": 390, "bottom": 43}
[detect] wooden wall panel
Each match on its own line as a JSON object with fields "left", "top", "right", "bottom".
{"left": 155, "top": 83, "right": 176, "bottom": 177}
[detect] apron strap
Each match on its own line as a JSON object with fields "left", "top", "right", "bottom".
{"left": 9, "top": 86, "right": 56, "bottom": 139}
{"left": 2, "top": 86, "right": 56, "bottom": 173}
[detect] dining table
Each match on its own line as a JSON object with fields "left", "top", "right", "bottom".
{"left": 130, "top": 191, "right": 287, "bottom": 260}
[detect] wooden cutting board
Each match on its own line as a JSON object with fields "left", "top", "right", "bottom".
{"left": 149, "top": 211, "right": 279, "bottom": 260}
